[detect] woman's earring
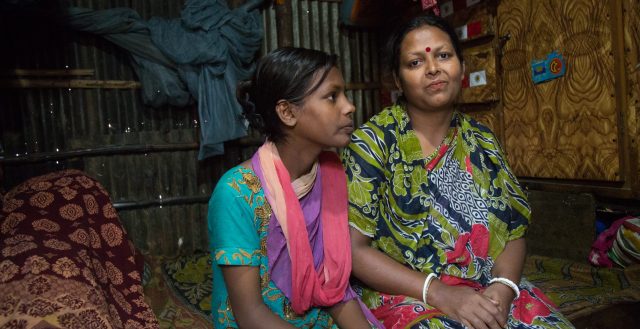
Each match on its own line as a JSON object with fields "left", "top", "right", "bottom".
{"left": 392, "top": 90, "right": 403, "bottom": 103}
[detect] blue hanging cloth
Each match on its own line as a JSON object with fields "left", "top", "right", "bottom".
{"left": 66, "top": 0, "right": 265, "bottom": 159}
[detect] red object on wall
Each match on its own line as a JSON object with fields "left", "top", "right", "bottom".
{"left": 462, "top": 74, "right": 470, "bottom": 88}
{"left": 467, "top": 21, "right": 482, "bottom": 38}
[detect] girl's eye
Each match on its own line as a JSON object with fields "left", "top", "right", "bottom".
{"left": 327, "top": 92, "right": 337, "bottom": 102}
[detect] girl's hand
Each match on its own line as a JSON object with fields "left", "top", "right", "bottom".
{"left": 222, "top": 265, "right": 297, "bottom": 329}
{"left": 327, "top": 299, "right": 372, "bottom": 329}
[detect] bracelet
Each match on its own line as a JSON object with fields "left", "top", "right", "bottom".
{"left": 422, "top": 273, "right": 438, "bottom": 305}
{"left": 489, "top": 277, "right": 520, "bottom": 299}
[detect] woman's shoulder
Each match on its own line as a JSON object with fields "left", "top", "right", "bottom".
{"left": 363, "top": 104, "right": 404, "bottom": 128}
{"left": 352, "top": 104, "right": 404, "bottom": 143}
{"left": 457, "top": 112, "right": 500, "bottom": 142}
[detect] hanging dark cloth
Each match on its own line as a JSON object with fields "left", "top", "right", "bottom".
{"left": 66, "top": 0, "right": 265, "bottom": 159}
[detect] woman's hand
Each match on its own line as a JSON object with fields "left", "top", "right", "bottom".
{"left": 429, "top": 281, "right": 506, "bottom": 329}
{"left": 482, "top": 283, "right": 516, "bottom": 323}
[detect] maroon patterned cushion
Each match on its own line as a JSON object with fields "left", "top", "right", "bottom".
{"left": 0, "top": 169, "right": 159, "bottom": 328}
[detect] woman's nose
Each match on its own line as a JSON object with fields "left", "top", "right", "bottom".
{"left": 425, "top": 58, "right": 440, "bottom": 76}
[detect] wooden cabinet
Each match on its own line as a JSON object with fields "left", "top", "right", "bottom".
{"left": 380, "top": 0, "right": 638, "bottom": 199}
{"left": 490, "top": 0, "right": 638, "bottom": 199}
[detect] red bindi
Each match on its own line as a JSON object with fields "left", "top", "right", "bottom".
{"left": 425, "top": 47, "right": 431, "bottom": 53}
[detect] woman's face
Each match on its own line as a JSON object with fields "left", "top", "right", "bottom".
{"left": 395, "top": 25, "right": 464, "bottom": 113}
{"left": 290, "top": 67, "right": 356, "bottom": 149}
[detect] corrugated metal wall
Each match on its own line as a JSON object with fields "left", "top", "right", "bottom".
{"left": 0, "top": 0, "right": 381, "bottom": 256}
{"left": 262, "top": 0, "right": 381, "bottom": 125}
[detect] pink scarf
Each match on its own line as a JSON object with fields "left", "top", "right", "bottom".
{"left": 257, "top": 142, "right": 352, "bottom": 314}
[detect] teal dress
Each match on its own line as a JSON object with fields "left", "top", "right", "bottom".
{"left": 207, "top": 166, "right": 337, "bottom": 328}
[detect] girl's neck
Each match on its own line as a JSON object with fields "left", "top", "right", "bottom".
{"left": 275, "top": 140, "right": 321, "bottom": 181}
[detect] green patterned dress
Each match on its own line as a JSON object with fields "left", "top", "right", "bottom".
{"left": 341, "top": 104, "right": 574, "bottom": 329}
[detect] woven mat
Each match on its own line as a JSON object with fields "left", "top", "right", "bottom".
{"left": 142, "top": 252, "right": 640, "bottom": 326}
{"left": 143, "top": 253, "right": 212, "bottom": 329}
{"left": 524, "top": 254, "right": 640, "bottom": 320}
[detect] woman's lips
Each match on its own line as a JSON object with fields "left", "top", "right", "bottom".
{"left": 427, "top": 80, "right": 447, "bottom": 91}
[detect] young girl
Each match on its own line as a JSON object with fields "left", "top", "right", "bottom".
{"left": 208, "top": 47, "right": 380, "bottom": 328}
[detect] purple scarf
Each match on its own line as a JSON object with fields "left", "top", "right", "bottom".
{"left": 251, "top": 152, "right": 384, "bottom": 327}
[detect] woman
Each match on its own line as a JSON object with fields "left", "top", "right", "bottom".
{"left": 208, "top": 47, "right": 380, "bottom": 328}
{"left": 341, "top": 14, "right": 574, "bottom": 329}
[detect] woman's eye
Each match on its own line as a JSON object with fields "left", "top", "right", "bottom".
{"left": 327, "top": 93, "right": 337, "bottom": 102}
{"left": 438, "top": 52, "right": 451, "bottom": 59}
{"left": 409, "top": 59, "right": 421, "bottom": 67}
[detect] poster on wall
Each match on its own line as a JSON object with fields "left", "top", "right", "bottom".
{"left": 531, "top": 51, "right": 566, "bottom": 84}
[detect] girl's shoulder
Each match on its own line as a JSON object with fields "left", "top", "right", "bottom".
{"left": 213, "top": 164, "right": 261, "bottom": 198}
{"left": 219, "top": 164, "right": 255, "bottom": 181}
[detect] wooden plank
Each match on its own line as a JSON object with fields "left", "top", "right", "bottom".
{"left": 0, "top": 143, "right": 199, "bottom": 164}
{"left": 520, "top": 178, "right": 635, "bottom": 199}
{"left": 346, "top": 82, "right": 381, "bottom": 90}
{"left": 610, "top": 0, "right": 631, "bottom": 183}
{"left": 0, "top": 79, "right": 141, "bottom": 89}
{"left": 275, "top": 0, "right": 294, "bottom": 47}
{"left": 2, "top": 69, "right": 95, "bottom": 77}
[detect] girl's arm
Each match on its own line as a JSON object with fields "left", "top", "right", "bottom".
{"left": 327, "top": 299, "right": 371, "bottom": 329}
{"left": 222, "top": 265, "right": 296, "bottom": 329}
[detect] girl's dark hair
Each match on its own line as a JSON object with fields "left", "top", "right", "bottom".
{"left": 237, "top": 47, "right": 338, "bottom": 143}
{"left": 384, "top": 14, "right": 464, "bottom": 79}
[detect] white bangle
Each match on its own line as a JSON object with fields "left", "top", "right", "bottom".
{"left": 489, "top": 277, "right": 520, "bottom": 299}
{"left": 422, "top": 273, "right": 438, "bottom": 305}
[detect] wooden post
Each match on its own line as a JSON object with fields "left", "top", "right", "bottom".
{"left": 275, "top": 0, "right": 293, "bottom": 47}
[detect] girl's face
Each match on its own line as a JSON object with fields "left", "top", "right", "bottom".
{"left": 395, "top": 25, "right": 464, "bottom": 113}
{"left": 290, "top": 67, "right": 356, "bottom": 150}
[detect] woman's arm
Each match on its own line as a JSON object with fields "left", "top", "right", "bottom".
{"left": 482, "top": 238, "right": 526, "bottom": 314}
{"left": 490, "top": 237, "right": 526, "bottom": 285}
{"left": 222, "top": 265, "right": 296, "bottom": 329}
{"left": 350, "top": 227, "right": 426, "bottom": 299}
{"left": 327, "top": 299, "right": 371, "bottom": 329}
{"left": 351, "top": 227, "right": 505, "bottom": 329}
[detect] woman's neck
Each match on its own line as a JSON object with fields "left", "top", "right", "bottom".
{"left": 275, "top": 141, "right": 321, "bottom": 181}
{"left": 406, "top": 105, "right": 454, "bottom": 156}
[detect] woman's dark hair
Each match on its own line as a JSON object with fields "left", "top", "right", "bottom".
{"left": 237, "top": 47, "right": 338, "bottom": 143}
{"left": 384, "top": 14, "right": 464, "bottom": 79}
